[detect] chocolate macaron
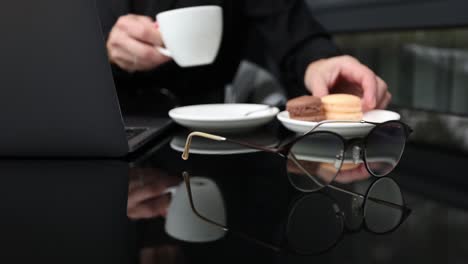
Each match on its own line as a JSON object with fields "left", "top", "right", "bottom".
{"left": 286, "top": 95, "right": 326, "bottom": 122}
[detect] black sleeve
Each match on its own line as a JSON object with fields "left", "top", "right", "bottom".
{"left": 95, "top": 0, "right": 130, "bottom": 39}
{"left": 243, "top": 0, "right": 341, "bottom": 96}
{"left": 95, "top": 0, "right": 134, "bottom": 86}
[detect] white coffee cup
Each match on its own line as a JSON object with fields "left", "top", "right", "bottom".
{"left": 156, "top": 6, "right": 223, "bottom": 67}
{"left": 164, "top": 176, "right": 226, "bottom": 242}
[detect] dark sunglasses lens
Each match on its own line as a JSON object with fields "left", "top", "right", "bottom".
{"left": 364, "top": 178, "right": 404, "bottom": 233}
{"left": 287, "top": 133, "right": 345, "bottom": 192}
{"left": 365, "top": 122, "right": 406, "bottom": 177}
{"left": 287, "top": 193, "right": 343, "bottom": 254}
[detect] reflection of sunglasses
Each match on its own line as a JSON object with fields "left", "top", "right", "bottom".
{"left": 182, "top": 172, "right": 411, "bottom": 255}
{"left": 287, "top": 177, "right": 412, "bottom": 255}
{"left": 183, "top": 120, "right": 413, "bottom": 192}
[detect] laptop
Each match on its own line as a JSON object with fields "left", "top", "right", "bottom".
{"left": 0, "top": 0, "right": 173, "bottom": 157}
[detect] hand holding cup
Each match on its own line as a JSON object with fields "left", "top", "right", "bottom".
{"left": 106, "top": 14, "right": 172, "bottom": 72}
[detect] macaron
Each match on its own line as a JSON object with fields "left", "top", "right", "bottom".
{"left": 286, "top": 95, "right": 326, "bottom": 122}
{"left": 321, "top": 94, "right": 363, "bottom": 121}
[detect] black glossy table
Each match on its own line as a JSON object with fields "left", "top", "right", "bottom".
{"left": 1, "top": 123, "right": 467, "bottom": 264}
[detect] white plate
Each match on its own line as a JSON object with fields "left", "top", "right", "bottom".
{"left": 169, "top": 104, "right": 279, "bottom": 133}
{"left": 277, "top": 109, "right": 401, "bottom": 138}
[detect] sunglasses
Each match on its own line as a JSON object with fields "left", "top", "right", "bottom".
{"left": 182, "top": 120, "right": 413, "bottom": 192}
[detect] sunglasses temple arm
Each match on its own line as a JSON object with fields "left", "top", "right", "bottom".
{"left": 182, "top": 132, "right": 227, "bottom": 160}
{"left": 182, "top": 131, "right": 280, "bottom": 160}
{"left": 182, "top": 171, "right": 228, "bottom": 231}
{"left": 288, "top": 154, "right": 326, "bottom": 189}
{"left": 401, "top": 206, "right": 412, "bottom": 221}
{"left": 182, "top": 172, "right": 282, "bottom": 253}
{"left": 366, "top": 196, "right": 410, "bottom": 212}
{"left": 328, "top": 184, "right": 409, "bottom": 212}
{"left": 305, "top": 120, "right": 367, "bottom": 134}
{"left": 363, "top": 120, "right": 413, "bottom": 138}
{"left": 226, "top": 138, "right": 279, "bottom": 154}
{"left": 328, "top": 184, "right": 365, "bottom": 199}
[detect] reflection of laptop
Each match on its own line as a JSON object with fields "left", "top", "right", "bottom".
{"left": 0, "top": 0, "right": 173, "bottom": 157}
{"left": 0, "top": 160, "right": 133, "bottom": 262}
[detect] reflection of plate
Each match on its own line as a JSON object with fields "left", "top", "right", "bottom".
{"left": 170, "top": 131, "right": 280, "bottom": 155}
{"left": 295, "top": 154, "right": 364, "bottom": 164}
{"left": 277, "top": 110, "right": 401, "bottom": 138}
{"left": 168, "top": 104, "right": 279, "bottom": 133}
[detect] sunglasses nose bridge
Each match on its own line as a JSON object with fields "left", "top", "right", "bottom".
{"left": 333, "top": 203, "right": 343, "bottom": 215}
{"left": 352, "top": 145, "right": 363, "bottom": 164}
{"left": 334, "top": 149, "right": 344, "bottom": 170}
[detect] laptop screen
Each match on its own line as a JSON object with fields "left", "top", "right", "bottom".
{"left": 0, "top": 0, "right": 129, "bottom": 157}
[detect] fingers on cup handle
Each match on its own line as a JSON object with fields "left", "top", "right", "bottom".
{"left": 163, "top": 186, "right": 177, "bottom": 196}
{"left": 156, "top": 47, "right": 172, "bottom": 58}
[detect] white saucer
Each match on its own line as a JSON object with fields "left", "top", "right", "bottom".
{"left": 277, "top": 110, "right": 401, "bottom": 138}
{"left": 169, "top": 104, "right": 279, "bottom": 133}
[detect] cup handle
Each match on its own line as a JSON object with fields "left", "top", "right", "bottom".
{"left": 157, "top": 47, "right": 172, "bottom": 58}
{"left": 163, "top": 186, "right": 177, "bottom": 196}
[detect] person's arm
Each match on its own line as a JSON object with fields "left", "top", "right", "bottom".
{"left": 243, "top": 0, "right": 341, "bottom": 96}
{"left": 96, "top": 0, "right": 170, "bottom": 73}
{"left": 96, "top": 0, "right": 130, "bottom": 40}
{"left": 96, "top": 0, "right": 132, "bottom": 79}
{"left": 243, "top": 0, "right": 390, "bottom": 110}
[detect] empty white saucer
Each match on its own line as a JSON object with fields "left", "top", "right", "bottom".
{"left": 168, "top": 104, "right": 279, "bottom": 133}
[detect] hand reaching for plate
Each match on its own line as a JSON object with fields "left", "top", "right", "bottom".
{"left": 304, "top": 55, "right": 391, "bottom": 111}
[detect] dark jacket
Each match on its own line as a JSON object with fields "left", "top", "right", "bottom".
{"left": 97, "top": 0, "right": 340, "bottom": 108}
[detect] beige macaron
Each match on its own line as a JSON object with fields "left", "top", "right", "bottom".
{"left": 322, "top": 94, "right": 363, "bottom": 121}
{"left": 325, "top": 112, "right": 363, "bottom": 121}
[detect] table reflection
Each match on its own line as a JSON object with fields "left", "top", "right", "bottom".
{"left": 1, "top": 127, "right": 465, "bottom": 263}
{"left": 287, "top": 177, "right": 410, "bottom": 254}
{"left": 139, "top": 245, "right": 185, "bottom": 264}
{"left": 286, "top": 134, "right": 372, "bottom": 192}
{"left": 128, "top": 168, "right": 180, "bottom": 220}
{"left": 128, "top": 166, "right": 227, "bottom": 243}
{"left": 171, "top": 170, "right": 410, "bottom": 256}
{"left": 0, "top": 160, "right": 131, "bottom": 264}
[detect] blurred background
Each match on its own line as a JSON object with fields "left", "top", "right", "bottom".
{"left": 308, "top": 0, "right": 468, "bottom": 115}
{"left": 311, "top": 0, "right": 468, "bottom": 153}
